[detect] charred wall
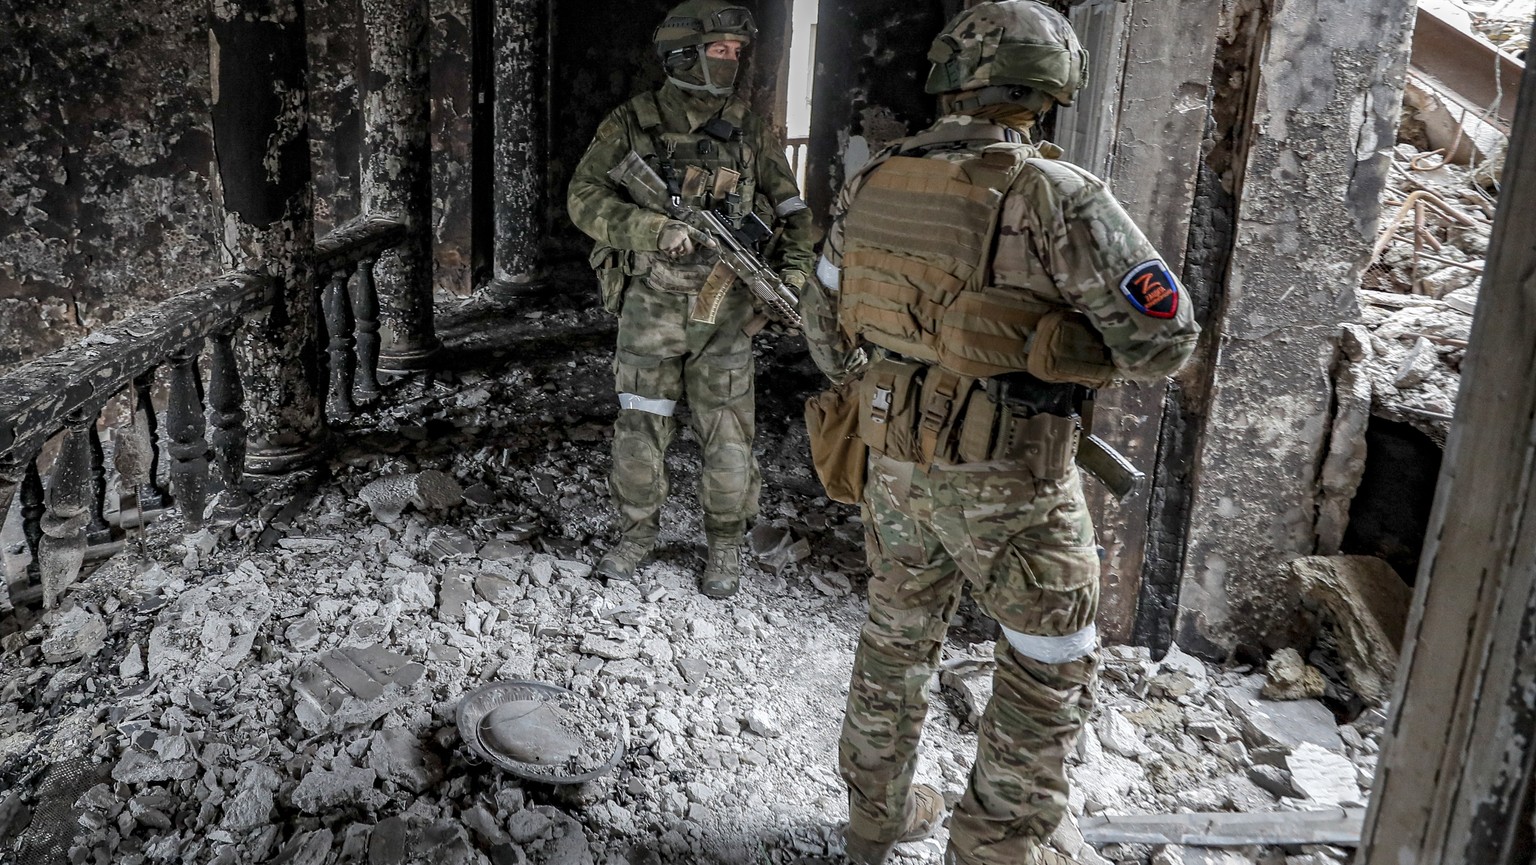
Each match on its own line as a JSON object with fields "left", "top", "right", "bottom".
{"left": 803, "top": 0, "right": 957, "bottom": 225}
{"left": 0, "top": 0, "right": 379, "bottom": 373}
{"left": 0, "top": 0, "right": 220, "bottom": 373}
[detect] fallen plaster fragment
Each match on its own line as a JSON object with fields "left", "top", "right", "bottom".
{"left": 291, "top": 764, "right": 378, "bottom": 814}
{"left": 1221, "top": 680, "right": 1344, "bottom": 752}
{"left": 1290, "top": 555, "right": 1411, "bottom": 704}
{"left": 368, "top": 727, "right": 444, "bottom": 793}
{"left": 42, "top": 606, "right": 108, "bottom": 663}
{"left": 291, "top": 644, "right": 427, "bottom": 734}
{"left": 1262, "top": 648, "right": 1328, "bottom": 700}
{"left": 1080, "top": 808, "right": 1365, "bottom": 846}
{"left": 1287, "top": 743, "right": 1364, "bottom": 807}
{"left": 360, "top": 470, "right": 465, "bottom": 523}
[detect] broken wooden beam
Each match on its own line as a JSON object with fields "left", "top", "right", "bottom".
{"left": 1080, "top": 808, "right": 1365, "bottom": 847}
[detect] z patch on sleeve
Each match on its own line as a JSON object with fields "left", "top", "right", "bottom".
{"left": 1118, "top": 259, "right": 1180, "bottom": 319}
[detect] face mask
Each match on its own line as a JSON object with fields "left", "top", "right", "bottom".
{"left": 669, "top": 52, "right": 739, "bottom": 97}
{"left": 968, "top": 102, "right": 1038, "bottom": 131}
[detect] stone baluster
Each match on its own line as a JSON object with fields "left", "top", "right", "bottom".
{"left": 0, "top": 455, "right": 26, "bottom": 593}
{"left": 208, "top": 328, "right": 253, "bottom": 523}
{"left": 325, "top": 265, "right": 358, "bottom": 421}
{"left": 353, "top": 259, "right": 382, "bottom": 404}
{"left": 134, "top": 371, "right": 172, "bottom": 512}
{"left": 39, "top": 411, "right": 94, "bottom": 608}
{"left": 20, "top": 459, "right": 43, "bottom": 586}
{"left": 165, "top": 343, "right": 212, "bottom": 531}
{"left": 86, "top": 422, "right": 116, "bottom": 547}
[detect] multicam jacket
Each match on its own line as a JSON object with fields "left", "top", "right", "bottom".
{"left": 803, "top": 114, "right": 1200, "bottom": 386}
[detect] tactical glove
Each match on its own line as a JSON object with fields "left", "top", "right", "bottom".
{"left": 779, "top": 269, "right": 808, "bottom": 291}
{"left": 658, "top": 220, "right": 697, "bottom": 259}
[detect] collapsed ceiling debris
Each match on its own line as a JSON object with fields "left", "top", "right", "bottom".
{"left": 0, "top": 299, "right": 1398, "bottom": 865}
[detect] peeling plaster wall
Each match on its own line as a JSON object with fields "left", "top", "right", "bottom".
{"left": 309, "top": 0, "right": 367, "bottom": 236}
{"left": 803, "top": 0, "right": 957, "bottom": 227}
{"left": 546, "top": 0, "right": 673, "bottom": 261}
{"left": 1176, "top": 0, "right": 1416, "bottom": 654}
{"left": 0, "top": 0, "right": 373, "bottom": 374}
{"left": 0, "top": 0, "right": 220, "bottom": 372}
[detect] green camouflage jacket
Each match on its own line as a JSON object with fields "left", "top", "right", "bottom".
{"left": 567, "top": 82, "right": 816, "bottom": 283}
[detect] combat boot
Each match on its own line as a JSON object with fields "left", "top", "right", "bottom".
{"left": 596, "top": 536, "right": 654, "bottom": 581}
{"left": 942, "top": 841, "right": 1077, "bottom": 865}
{"left": 699, "top": 539, "right": 743, "bottom": 598}
{"left": 844, "top": 783, "right": 945, "bottom": 865}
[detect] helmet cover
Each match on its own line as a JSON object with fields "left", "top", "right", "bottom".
{"left": 924, "top": 0, "right": 1089, "bottom": 105}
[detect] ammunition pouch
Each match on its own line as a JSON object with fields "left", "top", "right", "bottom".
{"left": 859, "top": 353, "right": 1080, "bottom": 479}
{"left": 804, "top": 378, "right": 868, "bottom": 504}
{"left": 589, "top": 245, "right": 628, "bottom": 314}
{"left": 1026, "top": 309, "right": 1119, "bottom": 389}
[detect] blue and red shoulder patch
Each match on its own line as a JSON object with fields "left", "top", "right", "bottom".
{"left": 1117, "top": 259, "right": 1180, "bottom": 319}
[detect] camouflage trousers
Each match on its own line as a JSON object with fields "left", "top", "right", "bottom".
{"left": 609, "top": 279, "right": 761, "bottom": 542}
{"left": 840, "top": 451, "right": 1101, "bottom": 865}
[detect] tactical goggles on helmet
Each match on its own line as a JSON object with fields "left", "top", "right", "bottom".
{"left": 653, "top": 6, "right": 757, "bottom": 49}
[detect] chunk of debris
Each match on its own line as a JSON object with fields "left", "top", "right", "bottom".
{"left": 42, "top": 606, "right": 108, "bottom": 664}
{"left": 1287, "top": 742, "right": 1364, "bottom": 807}
{"left": 291, "top": 764, "right": 378, "bottom": 814}
{"left": 1222, "top": 680, "right": 1344, "bottom": 752}
{"left": 368, "top": 727, "right": 443, "bottom": 794}
{"left": 1262, "top": 648, "right": 1328, "bottom": 701}
{"left": 291, "top": 644, "right": 427, "bottom": 733}
{"left": 360, "top": 470, "right": 465, "bottom": 523}
{"left": 1290, "top": 555, "right": 1412, "bottom": 704}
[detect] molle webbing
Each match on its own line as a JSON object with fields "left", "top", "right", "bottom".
{"left": 839, "top": 144, "right": 1049, "bottom": 377}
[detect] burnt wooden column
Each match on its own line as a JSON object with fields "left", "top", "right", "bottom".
{"left": 362, "top": 0, "right": 440, "bottom": 374}
{"left": 1070, "top": 0, "right": 1221, "bottom": 647}
{"left": 491, "top": 0, "right": 548, "bottom": 290}
{"left": 1360, "top": 27, "right": 1536, "bottom": 862}
{"left": 209, "top": 0, "right": 326, "bottom": 475}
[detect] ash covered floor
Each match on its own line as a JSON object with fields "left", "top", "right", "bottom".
{"left": 1, "top": 291, "right": 1381, "bottom": 865}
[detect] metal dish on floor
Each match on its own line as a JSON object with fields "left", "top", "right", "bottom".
{"left": 456, "top": 680, "right": 626, "bottom": 784}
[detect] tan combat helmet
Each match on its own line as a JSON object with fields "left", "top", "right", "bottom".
{"left": 924, "top": 0, "right": 1089, "bottom": 106}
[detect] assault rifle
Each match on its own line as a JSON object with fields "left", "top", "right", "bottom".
{"left": 608, "top": 150, "right": 802, "bottom": 328}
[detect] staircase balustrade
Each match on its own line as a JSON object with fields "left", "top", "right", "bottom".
{"left": 0, "top": 215, "right": 407, "bottom": 611}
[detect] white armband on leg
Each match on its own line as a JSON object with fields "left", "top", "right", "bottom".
{"left": 1001, "top": 622, "right": 1098, "bottom": 664}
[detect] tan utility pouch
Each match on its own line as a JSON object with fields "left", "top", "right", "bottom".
{"left": 916, "top": 368, "right": 974, "bottom": 466}
{"left": 804, "top": 378, "right": 868, "bottom": 505}
{"left": 589, "top": 245, "right": 627, "bottom": 314}
{"left": 857, "top": 356, "right": 926, "bottom": 463}
{"left": 1026, "top": 310, "right": 1119, "bottom": 389}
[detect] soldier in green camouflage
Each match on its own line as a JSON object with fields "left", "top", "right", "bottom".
{"left": 800, "top": 2, "right": 1200, "bottom": 863}
{"left": 568, "top": 0, "right": 817, "bottom": 599}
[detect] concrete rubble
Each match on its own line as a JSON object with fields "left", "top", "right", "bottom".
{"left": 0, "top": 299, "right": 1383, "bottom": 864}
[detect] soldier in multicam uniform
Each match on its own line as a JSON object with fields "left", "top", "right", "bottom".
{"left": 800, "top": 2, "right": 1200, "bottom": 863}
{"left": 568, "top": 0, "right": 816, "bottom": 598}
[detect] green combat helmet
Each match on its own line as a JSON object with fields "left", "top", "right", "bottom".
{"left": 924, "top": 0, "right": 1088, "bottom": 107}
{"left": 653, "top": 0, "right": 757, "bottom": 96}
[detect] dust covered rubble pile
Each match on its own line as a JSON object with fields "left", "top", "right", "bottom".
{"left": 1, "top": 302, "right": 1379, "bottom": 865}
{"left": 1347, "top": 144, "right": 1496, "bottom": 444}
